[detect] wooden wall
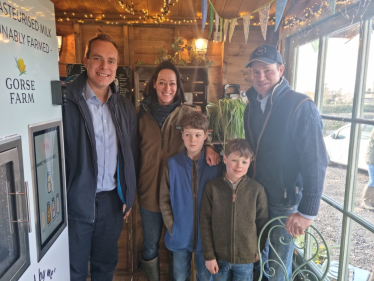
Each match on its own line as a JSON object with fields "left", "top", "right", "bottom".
{"left": 56, "top": 22, "right": 277, "bottom": 279}
{"left": 56, "top": 22, "right": 276, "bottom": 103}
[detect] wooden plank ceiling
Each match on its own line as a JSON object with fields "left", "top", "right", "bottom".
{"left": 52, "top": 0, "right": 319, "bottom": 24}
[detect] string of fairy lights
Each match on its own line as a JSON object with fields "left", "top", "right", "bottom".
{"left": 56, "top": 0, "right": 358, "bottom": 30}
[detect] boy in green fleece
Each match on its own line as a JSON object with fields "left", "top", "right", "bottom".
{"left": 200, "top": 139, "right": 269, "bottom": 281}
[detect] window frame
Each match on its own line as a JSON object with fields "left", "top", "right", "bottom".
{"left": 282, "top": 2, "right": 374, "bottom": 280}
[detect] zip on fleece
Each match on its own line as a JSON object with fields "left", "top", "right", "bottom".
{"left": 68, "top": 96, "right": 98, "bottom": 222}
{"left": 224, "top": 177, "right": 238, "bottom": 263}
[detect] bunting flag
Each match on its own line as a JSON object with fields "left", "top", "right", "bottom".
{"left": 228, "top": 18, "right": 237, "bottom": 43}
{"left": 202, "top": 0, "right": 208, "bottom": 31}
{"left": 311, "top": 40, "right": 319, "bottom": 52}
{"left": 327, "top": 0, "right": 336, "bottom": 14}
{"left": 209, "top": 2, "right": 214, "bottom": 38}
{"left": 242, "top": 14, "right": 251, "bottom": 43}
{"left": 223, "top": 19, "right": 229, "bottom": 42}
{"left": 259, "top": 4, "right": 270, "bottom": 41}
{"left": 215, "top": 12, "right": 219, "bottom": 41}
{"left": 220, "top": 17, "right": 223, "bottom": 42}
{"left": 275, "top": 0, "right": 287, "bottom": 31}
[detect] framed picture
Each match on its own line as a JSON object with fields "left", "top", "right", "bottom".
{"left": 29, "top": 120, "right": 67, "bottom": 261}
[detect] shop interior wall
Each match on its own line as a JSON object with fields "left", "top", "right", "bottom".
{"left": 57, "top": 22, "right": 276, "bottom": 103}
{"left": 55, "top": 21, "right": 277, "bottom": 277}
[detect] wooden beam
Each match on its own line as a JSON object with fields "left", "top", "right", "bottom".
{"left": 128, "top": 26, "right": 135, "bottom": 67}
{"left": 123, "top": 25, "right": 130, "bottom": 65}
{"left": 73, "top": 23, "right": 82, "bottom": 63}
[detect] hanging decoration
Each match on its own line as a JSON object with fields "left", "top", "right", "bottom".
{"left": 283, "top": 0, "right": 352, "bottom": 29}
{"left": 327, "top": 0, "right": 337, "bottom": 14}
{"left": 259, "top": 4, "right": 271, "bottom": 40}
{"left": 242, "top": 14, "right": 251, "bottom": 44}
{"left": 311, "top": 40, "right": 319, "bottom": 52}
{"left": 275, "top": 0, "right": 288, "bottom": 31}
{"left": 223, "top": 19, "right": 229, "bottom": 42}
{"left": 215, "top": 12, "right": 220, "bottom": 41}
{"left": 118, "top": 0, "right": 176, "bottom": 23}
{"left": 228, "top": 18, "right": 237, "bottom": 43}
{"left": 202, "top": 0, "right": 208, "bottom": 31}
{"left": 209, "top": 2, "right": 214, "bottom": 38}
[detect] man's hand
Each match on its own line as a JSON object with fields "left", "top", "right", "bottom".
{"left": 123, "top": 205, "right": 132, "bottom": 220}
{"left": 205, "top": 259, "right": 219, "bottom": 274}
{"left": 286, "top": 212, "right": 313, "bottom": 238}
{"left": 205, "top": 146, "right": 220, "bottom": 166}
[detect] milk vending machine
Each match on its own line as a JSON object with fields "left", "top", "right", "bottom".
{"left": 0, "top": 0, "right": 70, "bottom": 280}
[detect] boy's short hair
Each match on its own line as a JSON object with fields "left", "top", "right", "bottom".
{"left": 181, "top": 111, "right": 209, "bottom": 133}
{"left": 224, "top": 139, "right": 254, "bottom": 159}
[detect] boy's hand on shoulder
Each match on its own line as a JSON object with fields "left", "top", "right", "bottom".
{"left": 205, "top": 259, "right": 219, "bottom": 274}
{"left": 205, "top": 146, "right": 220, "bottom": 166}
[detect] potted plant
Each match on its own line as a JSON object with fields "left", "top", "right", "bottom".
{"left": 206, "top": 98, "right": 246, "bottom": 150}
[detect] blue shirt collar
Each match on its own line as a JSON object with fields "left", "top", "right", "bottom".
{"left": 83, "top": 81, "right": 113, "bottom": 104}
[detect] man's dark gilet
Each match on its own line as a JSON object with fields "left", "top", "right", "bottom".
{"left": 247, "top": 89, "right": 311, "bottom": 207}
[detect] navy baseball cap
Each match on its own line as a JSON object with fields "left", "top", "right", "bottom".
{"left": 245, "top": 45, "right": 283, "bottom": 68}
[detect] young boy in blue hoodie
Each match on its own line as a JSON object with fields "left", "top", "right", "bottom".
{"left": 160, "top": 111, "right": 221, "bottom": 281}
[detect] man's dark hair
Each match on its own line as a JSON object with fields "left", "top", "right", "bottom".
{"left": 143, "top": 61, "right": 186, "bottom": 103}
{"left": 224, "top": 139, "right": 253, "bottom": 159}
{"left": 181, "top": 111, "right": 209, "bottom": 133}
{"left": 85, "top": 33, "right": 119, "bottom": 60}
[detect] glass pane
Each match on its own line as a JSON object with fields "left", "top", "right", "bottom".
{"left": 349, "top": 221, "right": 374, "bottom": 276}
{"left": 361, "top": 20, "right": 374, "bottom": 119}
{"left": 313, "top": 201, "right": 342, "bottom": 268}
{"left": 353, "top": 124, "right": 374, "bottom": 226}
{"left": 294, "top": 40, "right": 319, "bottom": 101}
{"left": 0, "top": 162, "right": 20, "bottom": 277}
{"left": 321, "top": 25, "right": 360, "bottom": 117}
{"left": 323, "top": 120, "right": 350, "bottom": 205}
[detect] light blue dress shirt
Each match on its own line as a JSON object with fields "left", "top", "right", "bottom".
{"left": 83, "top": 82, "right": 118, "bottom": 193}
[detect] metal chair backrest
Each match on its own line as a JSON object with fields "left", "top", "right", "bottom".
{"left": 257, "top": 216, "right": 331, "bottom": 281}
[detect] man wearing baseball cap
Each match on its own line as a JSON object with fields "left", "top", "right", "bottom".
{"left": 244, "top": 45, "right": 328, "bottom": 280}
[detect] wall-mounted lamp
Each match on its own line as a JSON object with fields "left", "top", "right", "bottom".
{"left": 195, "top": 38, "right": 208, "bottom": 55}
{"left": 57, "top": 35, "right": 63, "bottom": 55}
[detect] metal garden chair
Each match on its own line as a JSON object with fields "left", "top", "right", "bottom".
{"left": 257, "top": 216, "right": 331, "bottom": 281}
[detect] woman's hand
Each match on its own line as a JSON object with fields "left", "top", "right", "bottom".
{"left": 205, "top": 146, "right": 220, "bottom": 166}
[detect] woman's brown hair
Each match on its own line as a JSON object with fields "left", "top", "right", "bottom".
{"left": 143, "top": 61, "right": 186, "bottom": 103}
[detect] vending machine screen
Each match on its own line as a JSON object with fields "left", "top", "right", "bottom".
{"left": 29, "top": 120, "right": 66, "bottom": 260}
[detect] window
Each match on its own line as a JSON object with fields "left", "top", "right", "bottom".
{"left": 288, "top": 4, "right": 374, "bottom": 279}
{"left": 321, "top": 25, "right": 360, "bottom": 118}
{"left": 294, "top": 40, "right": 319, "bottom": 100}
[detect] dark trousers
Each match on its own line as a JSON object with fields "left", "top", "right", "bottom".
{"left": 68, "top": 189, "right": 123, "bottom": 281}
{"left": 139, "top": 204, "right": 164, "bottom": 261}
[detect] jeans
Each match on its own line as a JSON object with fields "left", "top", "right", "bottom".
{"left": 68, "top": 189, "right": 124, "bottom": 281}
{"left": 173, "top": 250, "right": 211, "bottom": 281}
{"left": 368, "top": 164, "right": 374, "bottom": 186}
{"left": 262, "top": 204, "right": 297, "bottom": 281}
{"left": 139, "top": 204, "right": 164, "bottom": 261}
{"left": 213, "top": 260, "right": 254, "bottom": 281}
